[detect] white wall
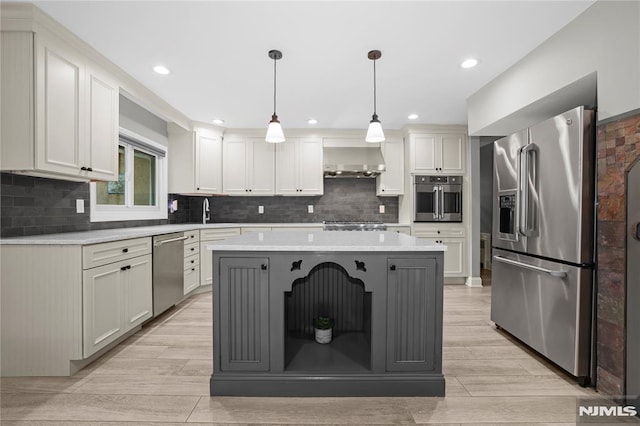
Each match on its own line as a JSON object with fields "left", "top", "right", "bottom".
{"left": 467, "top": 0, "right": 640, "bottom": 135}
{"left": 119, "top": 95, "right": 168, "bottom": 146}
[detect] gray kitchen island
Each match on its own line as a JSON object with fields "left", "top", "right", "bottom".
{"left": 207, "top": 230, "right": 445, "bottom": 396}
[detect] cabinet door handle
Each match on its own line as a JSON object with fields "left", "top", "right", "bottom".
{"left": 261, "top": 264, "right": 267, "bottom": 270}
{"left": 191, "top": 260, "right": 195, "bottom": 264}
{"left": 191, "top": 268, "right": 196, "bottom": 271}
{"left": 389, "top": 265, "right": 396, "bottom": 271}
{"left": 122, "top": 248, "right": 129, "bottom": 253}
{"left": 87, "top": 167, "right": 93, "bottom": 172}
{"left": 120, "top": 265, "right": 131, "bottom": 271}
{"left": 80, "top": 166, "right": 87, "bottom": 171}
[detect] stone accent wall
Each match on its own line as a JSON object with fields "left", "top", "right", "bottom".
{"left": 596, "top": 111, "right": 640, "bottom": 396}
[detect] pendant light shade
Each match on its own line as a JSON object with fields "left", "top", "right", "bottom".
{"left": 266, "top": 50, "right": 285, "bottom": 143}
{"left": 365, "top": 50, "right": 385, "bottom": 143}
{"left": 366, "top": 115, "right": 385, "bottom": 143}
{"left": 266, "top": 114, "right": 285, "bottom": 143}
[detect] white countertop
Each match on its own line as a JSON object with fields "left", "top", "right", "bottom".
{"left": 0, "top": 223, "right": 322, "bottom": 245}
{"left": 0, "top": 223, "right": 413, "bottom": 245}
{"left": 207, "top": 230, "right": 445, "bottom": 252}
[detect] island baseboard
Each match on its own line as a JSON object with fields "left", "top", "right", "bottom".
{"left": 210, "top": 373, "right": 446, "bottom": 397}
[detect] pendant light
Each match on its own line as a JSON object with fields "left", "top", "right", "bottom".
{"left": 265, "top": 49, "right": 285, "bottom": 143}
{"left": 365, "top": 49, "right": 385, "bottom": 143}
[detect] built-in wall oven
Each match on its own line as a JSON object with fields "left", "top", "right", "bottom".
{"left": 414, "top": 175, "right": 462, "bottom": 222}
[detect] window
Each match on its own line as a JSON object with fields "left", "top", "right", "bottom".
{"left": 90, "top": 128, "right": 167, "bottom": 222}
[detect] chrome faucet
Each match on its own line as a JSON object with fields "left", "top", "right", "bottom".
{"left": 202, "top": 198, "right": 210, "bottom": 224}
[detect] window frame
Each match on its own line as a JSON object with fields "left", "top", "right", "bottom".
{"left": 90, "top": 128, "right": 168, "bottom": 222}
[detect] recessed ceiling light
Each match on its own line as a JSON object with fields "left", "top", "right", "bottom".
{"left": 307, "top": 118, "right": 318, "bottom": 125}
{"left": 212, "top": 119, "right": 225, "bottom": 125}
{"left": 153, "top": 65, "right": 170, "bottom": 75}
{"left": 460, "top": 58, "right": 478, "bottom": 69}
{"left": 408, "top": 113, "right": 419, "bottom": 120}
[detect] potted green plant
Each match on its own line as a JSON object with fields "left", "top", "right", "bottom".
{"left": 314, "top": 316, "right": 333, "bottom": 344}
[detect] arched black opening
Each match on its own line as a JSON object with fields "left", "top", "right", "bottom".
{"left": 284, "top": 262, "right": 372, "bottom": 372}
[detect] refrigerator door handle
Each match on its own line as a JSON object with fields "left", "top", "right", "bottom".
{"left": 517, "top": 146, "right": 525, "bottom": 236}
{"left": 493, "top": 255, "right": 567, "bottom": 278}
{"left": 520, "top": 143, "right": 537, "bottom": 237}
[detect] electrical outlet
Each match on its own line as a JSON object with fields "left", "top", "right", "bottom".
{"left": 76, "top": 199, "right": 85, "bottom": 214}
{"left": 258, "top": 205, "right": 264, "bottom": 214}
{"left": 379, "top": 205, "right": 385, "bottom": 214}
{"left": 307, "top": 205, "right": 314, "bottom": 213}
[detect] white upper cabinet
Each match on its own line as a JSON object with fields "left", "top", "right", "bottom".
{"left": 275, "top": 138, "right": 323, "bottom": 196}
{"left": 195, "top": 133, "right": 222, "bottom": 193}
{"left": 168, "top": 125, "right": 222, "bottom": 194}
{"left": 376, "top": 139, "right": 404, "bottom": 196}
{"left": 85, "top": 62, "right": 119, "bottom": 181}
{"left": 223, "top": 138, "right": 275, "bottom": 195}
{"left": 1, "top": 30, "right": 119, "bottom": 181}
{"left": 409, "top": 133, "right": 466, "bottom": 175}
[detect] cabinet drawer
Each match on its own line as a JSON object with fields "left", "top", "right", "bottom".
{"left": 184, "top": 253, "right": 200, "bottom": 269}
{"left": 83, "top": 237, "right": 152, "bottom": 269}
{"left": 184, "top": 230, "right": 199, "bottom": 243}
{"left": 184, "top": 242, "right": 199, "bottom": 257}
{"left": 184, "top": 265, "right": 200, "bottom": 295}
{"left": 387, "top": 226, "right": 411, "bottom": 235}
{"left": 200, "top": 228, "right": 241, "bottom": 241}
{"left": 412, "top": 228, "right": 465, "bottom": 239}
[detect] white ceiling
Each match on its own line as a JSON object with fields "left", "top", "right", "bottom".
{"left": 30, "top": 1, "right": 595, "bottom": 132}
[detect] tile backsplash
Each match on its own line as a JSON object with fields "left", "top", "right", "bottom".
{"left": 198, "top": 179, "right": 398, "bottom": 224}
{"left": 1, "top": 173, "right": 398, "bottom": 238}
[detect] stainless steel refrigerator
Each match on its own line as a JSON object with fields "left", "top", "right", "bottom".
{"left": 491, "top": 106, "right": 595, "bottom": 384}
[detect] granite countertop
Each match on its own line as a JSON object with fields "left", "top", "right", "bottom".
{"left": 206, "top": 230, "right": 445, "bottom": 252}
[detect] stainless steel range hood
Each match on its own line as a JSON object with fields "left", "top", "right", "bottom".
{"left": 323, "top": 141, "right": 385, "bottom": 178}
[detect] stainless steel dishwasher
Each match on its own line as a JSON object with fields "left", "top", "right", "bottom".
{"left": 153, "top": 232, "right": 187, "bottom": 317}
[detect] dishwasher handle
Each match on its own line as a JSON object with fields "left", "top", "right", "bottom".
{"left": 493, "top": 255, "right": 567, "bottom": 278}
{"left": 154, "top": 235, "right": 189, "bottom": 247}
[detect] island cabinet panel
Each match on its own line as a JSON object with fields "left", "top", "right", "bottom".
{"left": 218, "top": 257, "right": 270, "bottom": 371}
{"left": 210, "top": 241, "right": 445, "bottom": 396}
{"left": 386, "top": 258, "right": 437, "bottom": 372}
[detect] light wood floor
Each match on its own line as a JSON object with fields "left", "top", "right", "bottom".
{"left": 1, "top": 280, "right": 633, "bottom": 425}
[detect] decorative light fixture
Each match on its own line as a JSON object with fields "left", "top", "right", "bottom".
{"left": 365, "top": 50, "right": 385, "bottom": 143}
{"left": 265, "top": 49, "right": 285, "bottom": 143}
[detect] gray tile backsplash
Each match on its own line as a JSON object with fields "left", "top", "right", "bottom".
{"left": 1, "top": 173, "right": 398, "bottom": 238}
{"left": 202, "top": 179, "right": 398, "bottom": 223}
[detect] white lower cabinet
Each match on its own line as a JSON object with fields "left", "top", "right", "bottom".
{"left": 183, "top": 230, "right": 200, "bottom": 295}
{"left": 412, "top": 225, "right": 466, "bottom": 278}
{"left": 1, "top": 236, "right": 154, "bottom": 376}
{"left": 83, "top": 251, "right": 152, "bottom": 358}
{"left": 200, "top": 228, "right": 241, "bottom": 286}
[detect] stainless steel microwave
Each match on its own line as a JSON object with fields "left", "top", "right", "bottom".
{"left": 414, "top": 175, "right": 463, "bottom": 222}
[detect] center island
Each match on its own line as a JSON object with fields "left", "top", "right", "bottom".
{"left": 207, "top": 230, "right": 446, "bottom": 397}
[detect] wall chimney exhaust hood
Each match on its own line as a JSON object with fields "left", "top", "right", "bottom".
{"left": 323, "top": 140, "right": 386, "bottom": 178}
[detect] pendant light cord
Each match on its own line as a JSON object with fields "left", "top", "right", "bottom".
{"left": 273, "top": 58, "right": 277, "bottom": 116}
{"left": 373, "top": 58, "right": 377, "bottom": 116}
